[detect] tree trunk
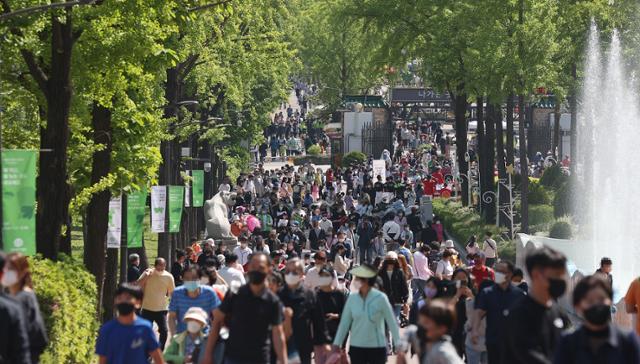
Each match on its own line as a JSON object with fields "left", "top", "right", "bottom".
{"left": 495, "top": 104, "right": 508, "bottom": 227}
{"left": 476, "top": 96, "right": 485, "bottom": 212}
{"left": 83, "top": 103, "right": 113, "bottom": 319}
{"left": 36, "top": 17, "right": 74, "bottom": 260}
{"left": 506, "top": 94, "right": 515, "bottom": 167}
{"left": 570, "top": 63, "right": 577, "bottom": 174}
{"left": 519, "top": 95, "right": 529, "bottom": 233}
{"left": 483, "top": 103, "right": 496, "bottom": 224}
{"left": 102, "top": 247, "right": 119, "bottom": 322}
{"left": 452, "top": 85, "right": 469, "bottom": 206}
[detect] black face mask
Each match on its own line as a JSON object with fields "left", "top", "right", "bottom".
{"left": 116, "top": 302, "right": 136, "bottom": 316}
{"left": 247, "top": 270, "right": 267, "bottom": 285}
{"left": 548, "top": 277, "right": 567, "bottom": 299}
{"left": 584, "top": 303, "right": 611, "bottom": 326}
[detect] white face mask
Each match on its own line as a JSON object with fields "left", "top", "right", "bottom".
{"left": 1, "top": 270, "right": 18, "bottom": 287}
{"left": 186, "top": 321, "right": 203, "bottom": 334}
{"left": 318, "top": 276, "right": 333, "bottom": 287}
{"left": 494, "top": 272, "right": 507, "bottom": 285}
{"left": 350, "top": 279, "right": 362, "bottom": 292}
{"left": 285, "top": 273, "right": 301, "bottom": 286}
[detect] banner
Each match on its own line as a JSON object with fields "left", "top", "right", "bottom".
{"left": 192, "top": 170, "right": 205, "bottom": 207}
{"left": 151, "top": 186, "right": 166, "bottom": 233}
{"left": 184, "top": 171, "right": 191, "bottom": 208}
{"left": 107, "top": 195, "right": 122, "bottom": 248}
{"left": 2, "top": 150, "right": 37, "bottom": 255}
{"left": 168, "top": 185, "right": 184, "bottom": 233}
{"left": 372, "top": 159, "right": 386, "bottom": 182}
{"left": 127, "top": 188, "right": 147, "bottom": 248}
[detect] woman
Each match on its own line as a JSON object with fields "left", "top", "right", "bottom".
{"left": 315, "top": 267, "right": 347, "bottom": 363}
{"left": 164, "top": 307, "right": 211, "bottom": 364}
{"left": 450, "top": 268, "right": 474, "bottom": 357}
{"left": 333, "top": 244, "right": 351, "bottom": 276}
{"left": 435, "top": 250, "right": 455, "bottom": 280}
{"left": 421, "top": 300, "right": 465, "bottom": 363}
{"left": 332, "top": 264, "right": 400, "bottom": 364}
{"left": 378, "top": 252, "right": 410, "bottom": 321}
{"left": 394, "top": 211, "right": 407, "bottom": 230}
{"left": 466, "top": 235, "right": 479, "bottom": 256}
{"left": 554, "top": 275, "right": 640, "bottom": 363}
{"left": 2, "top": 253, "right": 48, "bottom": 363}
{"left": 465, "top": 279, "right": 492, "bottom": 364}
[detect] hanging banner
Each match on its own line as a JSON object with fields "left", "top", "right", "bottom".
{"left": 372, "top": 160, "right": 386, "bottom": 182}
{"left": 192, "top": 170, "right": 205, "bottom": 207}
{"left": 184, "top": 171, "right": 191, "bottom": 208}
{"left": 168, "top": 185, "right": 184, "bottom": 233}
{"left": 151, "top": 186, "right": 166, "bottom": 233}
{"left": 127, "top": 188, "right": 147, "bottom": 248}
{"left": 2, "top": 150, "right": 37, "bottom": 255}
{"left": 107, "top": 195, "right": 122, "bottom": 248}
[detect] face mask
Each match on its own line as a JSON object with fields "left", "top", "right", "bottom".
{"left": 187, "top": 321, "right": 203, "bottom": 334}
{"left": 183, "top": 281, "right": 200, "bottom": 292}
{"left": 583, "top": 303, "right": 611, "bottom": 326}
{"left": 318, "top": 276, "right": 333, "bottom": 287}
{"left": 494, "top": 272, "right": 507, "bottom": 285}
{"left": 351, "top": 279, "right": 362, "bottom": 292}
{"left": 116, "top": 302, "right": 136, "bottom": 316}
{"left": 248, "top": 271, "right": 267, "bottom": 285}
{"left": 548, "top": 277, "right": 567, "bottom": 299}
{"left": 200, "top": 277, "right": 211, "bottom": 285}
{"left": 424, "top": 287, "right": 438, "bottom": 299}
{"left": 1, "top": 270, "right": 18, "bottom": 287}
{"left": 285, "top": 273, "right": 301, "bottom": 286}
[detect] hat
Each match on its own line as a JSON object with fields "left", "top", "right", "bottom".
{"left": 183, "top": 307, "right": 208, "bottom": 326}
{"left": 205, "top": 238, "right": 215, "bottom": 247}
{"left": 217, "top": 254, "right": 226, "bottom": 265}
{"left": 385, "top": 251, "right": 398, "bottom": 260}
{"left": 444, "top": 240, "right": 454, "bottom": 248}
{"left": 350, "top": 265, "right": 378, "bottom": 279}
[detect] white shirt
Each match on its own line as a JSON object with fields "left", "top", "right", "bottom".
{"left": 218, "top": 183, "right": 231, "bottom": 192}
{"left": 304, "top": 266, "right": 339, "bottom": 289}
{"left": 436, "top": 259, "right": 454, "bottom": 279}
{"left": 319, "top": 218, "right": 333, "bottom": 234}
{"left": 233, "top": 246, "right": 253, "bottom": 266}
{"left": 218, "top": 266, "right": 246, "bottom": 288}
{"left": 382, "top": 220, "right": 401, "bottom": 243}
{"left": 482, "top": 239, "right": 497, "bottom": 259}
{"left": 413, "top": 251, "right": 432, "bottom": 280}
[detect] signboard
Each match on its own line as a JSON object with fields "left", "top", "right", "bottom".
{"left": 372, "top": 159, "right": 386, "bottom": 182}
{"left": 390, "top": 88, "right": 450, "bottom": 103}
{"left": 168, "top": 186, "right": 184, "bottom": 233}
{"left": 192, "top": 170, "right": 205, "bottom": 207}
{"left": 420, "top": 195, "right": 434, "bottom": 228}
{"left": 127, "top": 188, "right": 146, "bottom": 248}
{"left": 184, "top": 171, "right": 191, "bottom": 208}
{"left": 2, "top": 150, "right": 37, "bottom": 255}
{"left": 107, "top": 195, "right": 122, "bottom": 248}
{"left": 151, "top": 186, "right": 166, "bottom": 233}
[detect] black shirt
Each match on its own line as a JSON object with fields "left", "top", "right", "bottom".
{"left": 219, "top": 284, "right": 284, "bottom": 363}
{"left": 0, "top": 293, "right": 30, "bottom": 364}
{"left": 278, "top": 285, "right": 330, "bottom": 354}
{"left": 316, "top": 290, "right": 347, "bottom": 340}
{"left": 127, "top": 265, "right": 141, "bottom": 283}
{"left": 15, "top": 291, "right": 48, "bottom": 363}
{"left": 553, "top": 325, "right": 640, "bottom": 364}
{"left": 502, "top": 294, "right": 570, "bottom": 364}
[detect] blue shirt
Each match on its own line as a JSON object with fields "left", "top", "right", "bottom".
{"left": 475, "top": 284, "right": 524, "bottom": 345}
{"left": 95, "top": 317, "right": 159, "bottom": 364}
{"left": 168, "top": 285, "right": 221, "bottom": 333}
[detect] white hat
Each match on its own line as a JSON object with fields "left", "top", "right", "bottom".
{"left": 217, "top": 254, "right": 226, "bottom": 265}
{"left": 385, "top": 251, "right": 398, "bottom": 260}
{"left": 444, "top": 240, "right": 454, "bottom": 248}
{"left": 183, "top": 307, "right": 208, "bottom": 326}
{"left": 205, "top": 238, "right": 215, "bottom": 247}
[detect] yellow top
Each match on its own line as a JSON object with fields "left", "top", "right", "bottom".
{"left": 139, "top": 270, "right": 175, "bottom": 311}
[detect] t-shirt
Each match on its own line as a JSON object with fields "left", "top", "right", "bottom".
{"left": 625, "top": 278, "right": 640, "bottom": 335}
{"left": 471, "top": 265, "right": 495, "bottom": 288}
{"left": 139, "top": 270, "right": 175, "bottom": 312}
{"left": 95, "top": 317, "right": 159, "bottom": 364}
{"left": 168, "top": 286, "right": 221, "bottom": 333}
{"left": 482, "top": 239, "right": 497, "bottom": 259}
{"left": 219, "top": 285, "right": 284, "bottom": 363}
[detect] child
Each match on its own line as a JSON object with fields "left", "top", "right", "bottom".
{"left": 420, "top": 299, "right": 464, "bottom": 364}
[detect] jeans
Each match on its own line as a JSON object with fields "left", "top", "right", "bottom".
{"left": 140, "top": 309, "right": 168, "bottom": 350}
{"left": 359, "top": 245, "right": 374, "bottom": 265}
{"left": 392, "top": 304, "right": 403, "bottom": 322}
{"left": 466, "top": 344, "right": 488, "bottom": 364}
{"left": 412, "top": 279, "right": 428, "bottom": 301}
{"left": 349, "top": 346, "right": 387, "bottom": 364}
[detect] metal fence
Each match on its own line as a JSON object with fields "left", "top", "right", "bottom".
{"left": 362, "top": 120, "right": 394, "bottom": 158}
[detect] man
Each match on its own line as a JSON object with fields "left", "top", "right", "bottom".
{"left": 470, "top": 252, "right": 495, "bottom": 289}
{"left": 171, "top": 250, "right": 188, "bottom": 287}
{"left": 127, "top": 253, "right": 142, "bottom": 283}
{"left": 502, "top": 247, "right": 570, "bottom": 363}
{"left": 472, "top": 260, "right": 524, "bottom": 364}
{"left": 96, "top": 283, "right": 165, "bottom": 364}
{"left": 319, "top": 215, "right": 333, "bottom": 235}
{"left": 168, "top": 266, "right": 221, "bottom": 336}
{"left": 203, "top": 252, "right": 287, "bottom": 364}
{"left": 413, "top": 244, "right": 432, "bottom": 299}
{"left": 356, "top": 216, "right": 375, "bottom": 265}
{"left": 137, "top": 258, "right": 175, "bottom": 350}
{"left": 304, "top": 251, "right": 338, "bottom": 290}
{"left": 397, "top": 239, "right": 413, "bottom": 266}
{"left": 218, "top": 254, "right": 246, "bottom": 290}
{"left": 0, "top": 252, "right": 30, "bottom": 364}
{"left": 406, "top": 206, "right": 422, "bottom": 248}
{"left": 308, "top": 220, "right": 326, "bottom": 251}
{"left": 482, "top": 232, "right": 498, "bottom": 267}
{"left": 233, "top": 236, "right": 253, "bottom": 267}
{"left": 197, "top": 245, "right": 216, "bottom": 268}
{"left": 279, "top": 259, "right": 331, "bottom": 364}
{"left": 595, "top": 257, "right": 613, "bottom": 290}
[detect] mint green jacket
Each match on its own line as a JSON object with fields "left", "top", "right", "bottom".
{"left": 333, "top": 288, "right": 400, "bottom": 348}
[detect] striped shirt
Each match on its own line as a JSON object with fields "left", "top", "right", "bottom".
{"left": 168, "top": 286, "right": 221, "bottom": 333}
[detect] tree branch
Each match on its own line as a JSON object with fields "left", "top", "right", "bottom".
{"left": 188, "top": 0, "right": 233, "bottom": 13}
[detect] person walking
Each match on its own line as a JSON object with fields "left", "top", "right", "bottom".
{"left": 164, "top": 307, "right": 210, "bottom": 364}
{"left": 332, "top": 264, "right": 400, "bottom": 364}
{"left": 137, "top": 258, "right": 175, "bottom": 350}
{"left": 378, "top": 252, "right": 410, "bottom": 321}
{"left": 0, "top": 252, "right": 31, "bottom": 364}
{"left": 356, "top": 216, "right": 375, "bottom": 265}
{"left": 421, "top": 300, "right": 465, "bottom": 364}
{"left": 481, "top": 232, "right": 498, "bottom": 268}
{"left": 412, "top": 245, "right": 432, "bottom": 300}
{"left": 127, "top": 253, "right": 142, "bottom": 283}
{"left": 168, "top": 266, "right": 221, "bottom": 337}
{"left": 2, "top": 253, "right": 48, "bottom": 363}
{"left": 315, "top": 266, "right": 347, "bottom": 363}
{"left": 95, "top": 283, "right": 165, "bottom": 364}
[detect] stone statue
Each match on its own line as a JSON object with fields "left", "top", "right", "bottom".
{"left": 204, "top": 191, "right": 237, "bottom": 242}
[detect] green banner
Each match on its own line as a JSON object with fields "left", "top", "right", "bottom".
{"left": 2, "top": 150, "right": 37, "bottom": 255}
{"left": 168, "top": 185, "right": 184, "bottom": 233}
{"left": 127, "top": 188, "right": 147, "bottom": 248}
{"left": 192, "top": 170, "right": 205, "bottom": 207}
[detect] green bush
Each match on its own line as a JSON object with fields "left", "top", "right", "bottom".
{"left": 341, "top": 151, "right": 367, "bottom": 166}
{"left": 553, "top": 181, "right": 573, "bottom": 218}
{"left": 529, "top": 204, "right": 554, "bottom": 226}
{"left": 307, "top": 144, "right": 322, "bottom": 156}
{"left": 549, "top": 218, "right": 573, "bottom": 239}
{"left": 540, "top": 164, "right": 568, "bottom": 189}
{"left": 528, "top": 182, "right": 552, "bottom": 205}
{"left": 32, "top": 256, "right": 98, "bottom": 364}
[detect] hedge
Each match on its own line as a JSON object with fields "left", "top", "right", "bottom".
{"left": 549, "top": 219, "right": 573, "bottom": 239}
{"left": 341, "top": 151, "right": 367, "bottom": 167}
{"left": 540, "top": 164, "right": 568, "bottom": 189}
{"left": 31, "top": 256, "right": 98, "bottom": 364}
{"left": 528, "top": 181, "right": 553, "bottom": 205}
{"left": 307, "top": 144, "right": 322, "bottom": 156}
{"left": 432, "top": 199, "right": 515, "bottom": 262}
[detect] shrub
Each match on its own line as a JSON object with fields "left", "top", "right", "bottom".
{"left": 306, "top": 144, "right": 322, "bottom": 156}
{"left": 32, "top": 255, "right": 98, "bottom": 364}
{"left": 528, "top": 181, "right": 552, "bottom": 205}
{"left": 549, "top": 218, "right": 573, "bottom": 239}
{"left": 553, "top": 180, "right": 573, "bottom": 218}
{"left": 341, "top": 151, "right": 367, "bottom": 166}
{"left": 540, "top": 164, "right": 568, "bottom": 189}
{"left": 529, "top": 204, "right": 554, "bottom": 226}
